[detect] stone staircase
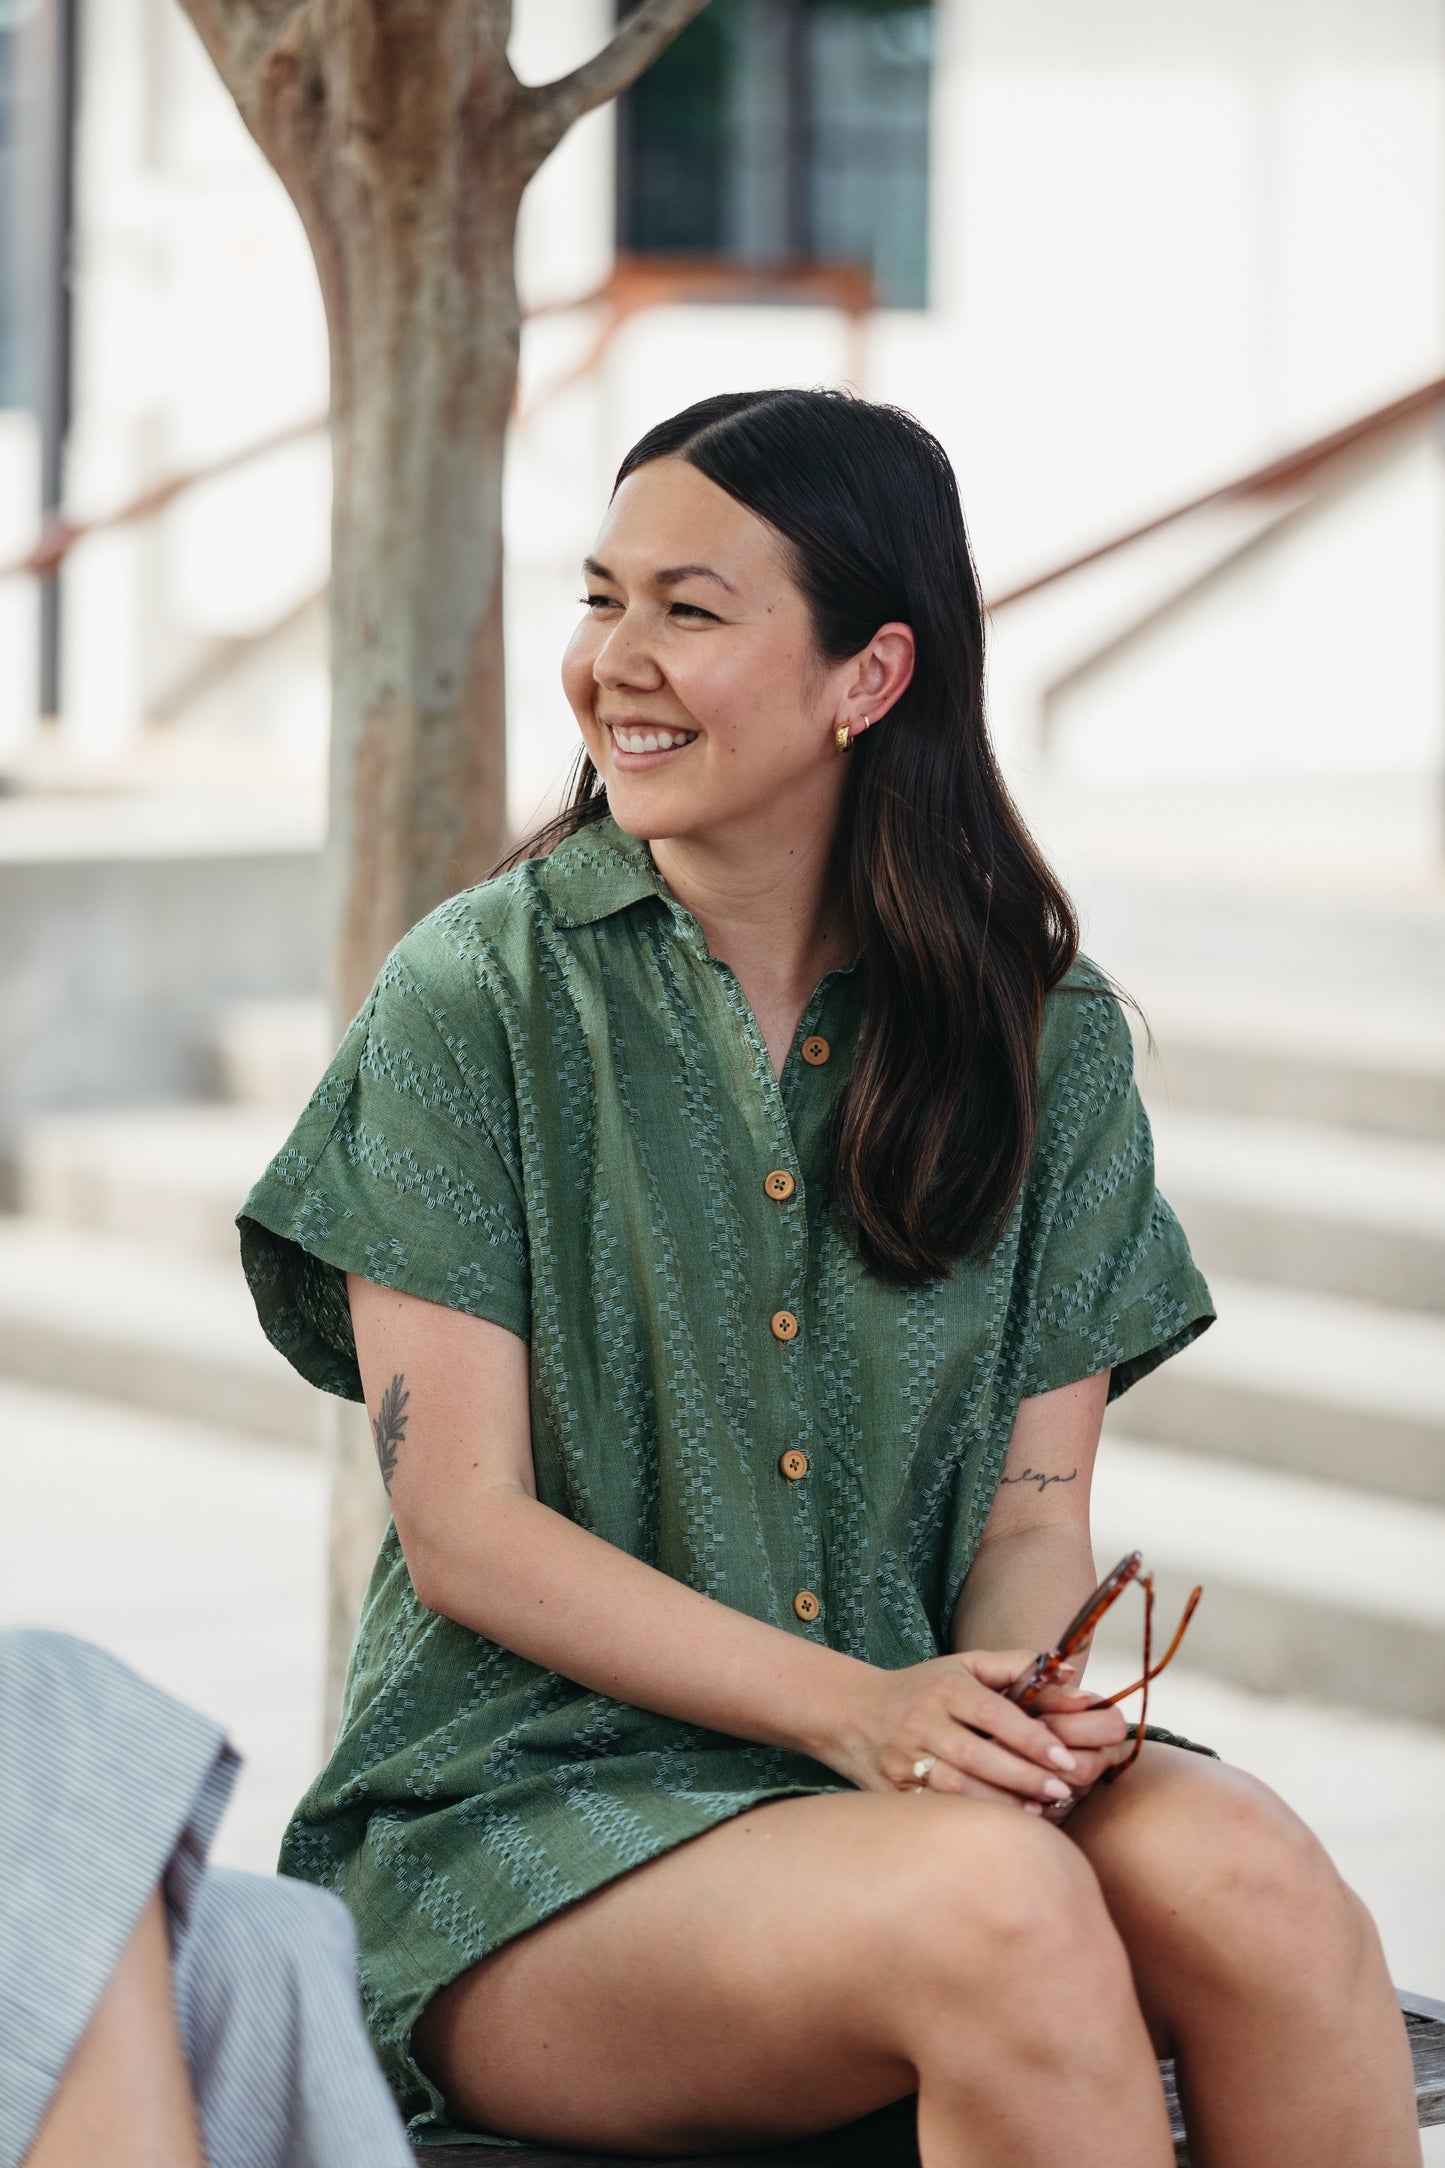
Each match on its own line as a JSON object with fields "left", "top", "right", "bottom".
{"left": 0, "top": 944, "right": 1442, "bottom": 1719}
{"left": 0, "top": 1001, "right": 326, "bottom": 1446}
{"left": 1091, "top": 988, "right": 1445, "bottom": 1718}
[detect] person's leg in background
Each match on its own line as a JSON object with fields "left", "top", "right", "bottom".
{"left": 174, "top": 1865, "right": 414, "bottom": 2168}
{"left": 23, "top": 1887, "right": 205, "bottom": 2168}
{"left": 1, "top": 1628, "right": 412, "bottom": 2168}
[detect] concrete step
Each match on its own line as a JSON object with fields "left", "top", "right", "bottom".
{"left": 0, "top": 794, "right": 321, "bottom": 1183}
{"left": 1074, "top": 857, "right": 1445, "bottom": 1014}
{"left": 16, "top": 1104, "right": 291, "bottom": 1263}
{"left": 208, "top": 997, "right": 330, "bottom": 1112}
{"left": 1090, "top": 1430, "right": 1445, "bottom": 1722}
{"left": 0, "top": 1217, "right": 318, "bottom": 1445}
{"left": 1152, "top": 1107, "right": 1445, "bottom": 1313}
{"left": 1109, "top": 1272, "right": 1445, "bottom": 1506}
{"left": 1135, "top": 996, "right": 1445, "bottom": 1143}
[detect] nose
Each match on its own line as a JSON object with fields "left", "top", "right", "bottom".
{"left": 592, "top": 603, "right": 665, "bottom": 694}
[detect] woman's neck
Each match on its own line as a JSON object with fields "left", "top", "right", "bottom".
{"left": 647, "top": 824, "right": 858, "bottom": 1008}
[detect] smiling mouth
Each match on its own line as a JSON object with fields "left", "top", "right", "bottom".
{"left": 605, "top": 722, "right": 700, "bottom": 760}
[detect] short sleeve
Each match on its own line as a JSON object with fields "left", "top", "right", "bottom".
{"left": 1014, "top": 975, "right": 1214, "bottom": 1403}
{"left": 236, "top": 918, "right": 530, "bottom": 1401}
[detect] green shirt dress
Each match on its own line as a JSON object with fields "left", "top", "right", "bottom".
{"left": 237, "top": 809, "right": 1215, "bottom": 2146}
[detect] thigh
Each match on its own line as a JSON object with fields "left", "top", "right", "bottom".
{"left": 414, "top": 1789, "right": 1057, "bottom": 2156}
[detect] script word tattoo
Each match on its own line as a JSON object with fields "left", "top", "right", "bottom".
{"left": 371, "top": 1373, "right": 410, "bottom": 1495}
{"left": 998, "top": 1465, "right": 1078, "bottom": 1494}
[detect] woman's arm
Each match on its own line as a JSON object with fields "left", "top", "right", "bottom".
{"left": 349, "top": 1274, "right": 887, "bottom": 1762}
{"left": 347, "top": 1275, "right": 1080, "bottom": 1806}
{"left": 950, "top": 1370, "right": 1131, "bottom": 1798}
{"left": 949, "top": 1370, "right": 1110, "bottom": 1665}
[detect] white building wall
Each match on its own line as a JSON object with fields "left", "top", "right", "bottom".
{"left": 508, "top": 0, "right": 1445, "bottom": 823}
{"left": 55, "top": 0, "right": 329, "bottom": 761}
{"left": 28, "top": 0, "right": 1444, "bottom": 825}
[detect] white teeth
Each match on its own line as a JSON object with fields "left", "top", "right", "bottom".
{"left": 613, "top": 727, "right": 696, "bottom": 753}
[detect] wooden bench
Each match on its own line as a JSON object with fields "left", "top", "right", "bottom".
{"left": 416, "top": 1989, "right": 1445, "bottom": 2165}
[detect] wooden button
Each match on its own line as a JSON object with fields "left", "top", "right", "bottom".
{"left": 779, "top": 1449, "right": 809, "bottom": 1482}
{"left": 770, "top": 1309, "right": 799, "bottom": 1342}
{"left": 793, "top": 1590, "right": 821, "bottom": 1623}
{"left": 764, "top": 1169, "right": 796, "bottom": 1202}
{"left": 801, "top": 1036, "right": 830, "bottom": 1065}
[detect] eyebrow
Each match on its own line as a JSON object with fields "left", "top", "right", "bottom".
{"left": 583, "top": 556, "right": 739, "bottom": 598}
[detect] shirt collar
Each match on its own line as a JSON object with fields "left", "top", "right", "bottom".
{"left": 541, "top": 810, "right": 669, "bottom": 928}
{"left": 542, "top": 807, "right": 862, "bottom": 976}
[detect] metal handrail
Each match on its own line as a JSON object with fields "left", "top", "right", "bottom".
{"left": 988, "top": 372, "right": 1445, "bottom": 610}
{"left": 2, "top": 280, "right": 1439, "bottom": 605}
{"left": 0, "top": 255, "right": 873, "bottom": 584}
{"left": 2, "top": 411, "right": 325, "bottom": 582}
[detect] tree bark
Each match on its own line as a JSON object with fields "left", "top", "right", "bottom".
{"left": 171, "top": 0, "right": 712, "bottom": 1736}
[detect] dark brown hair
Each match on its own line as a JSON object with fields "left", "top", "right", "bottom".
{"left": 491, "top": 387, "right": 1081, "bottom": 1285}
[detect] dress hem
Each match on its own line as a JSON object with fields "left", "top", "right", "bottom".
{"left": 359, "top": 1778, "right": 857, "bottom": 2149}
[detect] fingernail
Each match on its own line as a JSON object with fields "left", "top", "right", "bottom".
{"left": 1048, "top": 1745, "right": 1077, "bottom": 1771}
{"left": 1058, "top": 1663, "right": 1077, "bottom": 1674}
{"left": 1043, "top": 1777, "right": 1073, "bottom": 1801}
{"left": 1024, "top": 1801, "right": 1045, "bottom": 1815}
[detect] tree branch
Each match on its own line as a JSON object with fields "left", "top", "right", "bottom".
{"left": 170, "top": 0, "right": 316, "bottom": 116}
{"left": 170, "top": 0, "right": 244, "bottom": 90}
{"left": 515, "top": 0, "right": 713, "bottom": 173}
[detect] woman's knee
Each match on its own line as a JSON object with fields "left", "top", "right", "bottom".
{"left": 866, "top": 1802, "right": 1128, "bottom": 2028}
{"left": 1098, "top": 1756, "right": 1363, "bottom": 1985}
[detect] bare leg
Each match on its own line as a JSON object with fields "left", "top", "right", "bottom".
{"left": 1066, "top": 1743, "right": 1422, "bottom": 2168}
{"left": 414, "top": 1790, "right": 1175, "bottom": 2167}
{"left": 26, "top": 1886, "right": 206, "bottom": 2168}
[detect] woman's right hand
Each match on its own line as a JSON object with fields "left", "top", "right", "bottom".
{"left": 823, "top": 1648, "right": 1082, "bottom": 1811}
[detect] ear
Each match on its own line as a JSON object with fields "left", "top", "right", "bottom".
{"left": 847, "top": 622, "right": 915, "bottom": 727}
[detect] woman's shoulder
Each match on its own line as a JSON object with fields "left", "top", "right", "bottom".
{"left": 388, "top": 859, "right": 547, "bottom": 988}
{"left": 1036, "top": 953, "right": 1137, "bottom": 1104}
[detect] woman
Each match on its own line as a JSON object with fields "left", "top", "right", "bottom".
{"left": 238, "top": 389, "right": 1419, "bottom": 2165}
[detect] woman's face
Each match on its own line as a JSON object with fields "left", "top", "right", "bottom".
{"left": 562, "top": 456, "right": 908, "bottom": 846}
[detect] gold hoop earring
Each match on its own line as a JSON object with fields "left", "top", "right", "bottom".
{"left": 835, "top": 715, "right": 868, "bottom": 752}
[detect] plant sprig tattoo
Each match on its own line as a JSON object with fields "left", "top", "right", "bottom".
{"left": 371, "top": 1373, "right": 410, "bottom": 1495}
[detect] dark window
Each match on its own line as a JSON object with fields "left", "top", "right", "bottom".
{"left": 617, "top": 0, "right": 932, "bottom": 309}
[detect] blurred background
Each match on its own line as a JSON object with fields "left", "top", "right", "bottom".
{"left": 1, "top": 0, "right": 1443, "bottom": 2104}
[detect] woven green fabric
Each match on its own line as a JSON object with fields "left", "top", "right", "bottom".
{"left": 237, "top": 810, "right": 1215, "bottom": 2146}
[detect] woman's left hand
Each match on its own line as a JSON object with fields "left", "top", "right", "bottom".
{"left": 1021, "top": 1683, "right": 1133, "bottom": 1814}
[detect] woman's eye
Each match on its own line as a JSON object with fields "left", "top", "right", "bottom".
{"left": 576, "top": 594, "right": 715, "bottom": 621}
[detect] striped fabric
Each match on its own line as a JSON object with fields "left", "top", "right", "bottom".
{"left": 0, "top": 1628, "right": 413, "bottom": 2168}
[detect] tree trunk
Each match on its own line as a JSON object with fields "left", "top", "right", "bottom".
{"left": 171, "top": 0, "right": 713, "bottom": 1739}
{"left": 321, "top": 13, "right": 525, "bottom": 1018}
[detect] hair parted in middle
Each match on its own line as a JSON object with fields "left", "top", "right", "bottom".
{"left": 492, "top": 385, "right": 1085, "bottom": 1287}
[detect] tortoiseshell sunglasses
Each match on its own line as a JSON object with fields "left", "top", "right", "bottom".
{"left": 1005, "top": 1550, "right": 1202, "bottom": 1778}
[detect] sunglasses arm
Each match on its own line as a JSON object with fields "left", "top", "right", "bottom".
{"left": 1084, "top": 1585, "right": 1203, "bottom": 1708}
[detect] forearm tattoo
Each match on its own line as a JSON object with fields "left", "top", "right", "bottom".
{"left": 371, "top": 1373, "right": 410, "bottom": 1494}
{"left": 998, "top": 1465, "right": 1078, "bottom": 1493}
